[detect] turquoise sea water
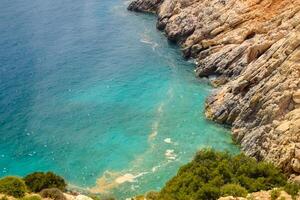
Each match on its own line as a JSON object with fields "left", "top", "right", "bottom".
{"left": 0, "top": 0, "right": 239, "bottom": 198}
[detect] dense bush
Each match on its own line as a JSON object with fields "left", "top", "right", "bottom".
{"left": 157, "top": 149, "right": 287, "bottom": 200}
{"left": 220, "top": 184, "right": 247, "bottom": 197}
{"left": 0, "top": 176, "right": 27, "bottom": 198}
{"left": 40, "top": 188, "right": 66, "bottom": 200}
{"left": 196, "top": 184, "right": 220, "bottom": 200}
{"left": 24, "top": 172, "right": 66, "bottom": 192}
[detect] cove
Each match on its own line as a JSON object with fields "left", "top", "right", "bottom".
{"left": 0, "top": 0, "right": 239, "bottom": 199}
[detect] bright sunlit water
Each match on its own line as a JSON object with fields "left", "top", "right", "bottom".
{"left": 0, "top": 0, "right": 239, "bottom": 199}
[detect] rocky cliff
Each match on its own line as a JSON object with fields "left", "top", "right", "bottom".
{"left": 128, "top": 0, "right": 300, "bottom": 175}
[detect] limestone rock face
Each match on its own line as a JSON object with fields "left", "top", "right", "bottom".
{"left": 127, "top": 0, "right": 162, "bottom": 13}
{"left": 128, "top": 0, "right": 300, "bottom": 174}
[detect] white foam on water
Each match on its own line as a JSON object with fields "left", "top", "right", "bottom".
{"left": 165, "top": 149, "right": 177, "bottom": 160}
{"left": 164, "top": 138, "right": 172, "bottom": 144}
{"left": 115, "top": 172, "right": 148, "bottom": 184}
{"left": 140, "top": 34, "right": 159, "bottom": 51}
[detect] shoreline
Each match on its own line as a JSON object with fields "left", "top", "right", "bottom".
{"left": 127, "top": 0, "right": 300, "bottom": 176}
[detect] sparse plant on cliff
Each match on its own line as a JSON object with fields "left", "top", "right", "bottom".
{"left": 270, "top": 188, "right": 281, "bottom": 200}
{"left": 146, "top": 191, "right": 159, "bottom": 200}
{"left": 88, "top": 194, "right": 101, "bottom": 200}
{"left": 156, "top": 149, "right": 287, "bottom": 200}
{"left": 284, "top": 182, "right": 300, "bottom": 199}
{"left": 24, "top": 172, "right": 66, "bottom": 192}
{"left": 40, "top": 188, "right": 66, "bottom": 200}
{"left": 0, "top": 176, "right": 26, "bottom": 198}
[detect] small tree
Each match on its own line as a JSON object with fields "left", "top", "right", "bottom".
{"left": 0, "top": 176, "right": 26, "bottom": 198}
{"left": 24, "top": 172, "right": 66, "bottom": 192}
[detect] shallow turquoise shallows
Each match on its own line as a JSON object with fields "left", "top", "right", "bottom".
{"left": 0, "top": 0, "right": 239, "bottom": 198}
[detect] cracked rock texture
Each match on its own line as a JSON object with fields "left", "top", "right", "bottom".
{"left": 128, "top": 0, "right": 300, "bottom": 174}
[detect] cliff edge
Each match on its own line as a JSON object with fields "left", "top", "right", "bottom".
{"left": 128, "top": 0, "right": 300, "bottom": 175}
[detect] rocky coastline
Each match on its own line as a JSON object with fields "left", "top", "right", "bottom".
{"left": 127, "top": 0, "right": 300, "bottom": 176}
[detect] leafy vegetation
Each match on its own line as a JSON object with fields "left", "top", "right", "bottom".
{"left": 220, "top": 184, "right": 247, "bottom": 197}
{"left": 24, "top": 172, "right": 66, "bottom": 192}
{"left": 156, "top": 149, "right": 287, "bottom": 200}
{"left": 145, "top": 191, "right": 159, "bottom": 200}
{"left": 0, "top": 177, "right": 27, "bottom": 198}
{"left": 284, "top": 182, "right": 300, "bottom": 199}
{"left": 270, "top": 188, "right": 281, "bottom": 200}
{"left": 40, "top": 188, "right": 66, "bottom": 200}
{"left": 0, "top": 152, "right": 298, "bottom": 200}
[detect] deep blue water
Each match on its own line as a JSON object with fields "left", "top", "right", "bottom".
{"left": 0, "top": 0, "right": 238, "bottom": 199}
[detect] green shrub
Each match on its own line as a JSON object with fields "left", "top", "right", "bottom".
{"left": 156, "top": 149, "right": 287, "bottom": 200}
{"left": 270, "top": 188, "right": 281, "bottom": 200}
{"left": 24, "top": 172, "right": 66, "bottom": 192}
{"left": 146, "top": 191, "right": 159, "bottom": 200}
{"left": 20, "top": 195, "right": 42, "bottom": 200}
{"left": 40, "top": 188, "right": 66, "bottom": 200}
{"left": 0, "top": 176, "right": 26, "bottom": 198}
{"left": 220, "top": 184, "right": 247, "bottom": 197}
{"left": 196, "top": 184, "right": 220, "bottom": 200}
{"left": 284, "top": 182, "right": 300, "bottom": 198}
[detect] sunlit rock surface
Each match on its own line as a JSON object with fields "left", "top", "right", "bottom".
{"left": 128, "top": 0, "right": 300, "bottom": 174}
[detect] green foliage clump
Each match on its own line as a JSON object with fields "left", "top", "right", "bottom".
{"left": 24, "top": 172, "right": 66, "bottom": 192}
{"left": 270, "top": 188, "right": 281, "bottom": 200}
{"left": 220, "top": 184, "right": 247, "bottom": 197}
{"left": 146, "top": 191, "right": 159, "bottom": 200}
{"left": 284, "top": 182, "right": 300, "bottom": 198}
{"left": 157, "top": 149, "right": 287, "bottom": 200}
{"left": 40, "top": 188, "right": 66, "bottom": 200}
{"left": 0, "top": 176, "right": 27, "bottom": 198}
{"left": 196, "top": 184, "right": 220, "bottom": 200}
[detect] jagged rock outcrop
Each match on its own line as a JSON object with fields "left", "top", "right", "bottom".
{"left": 128, "top": 0, "right": 300, "bottom": 174}
{"left": 127, "top": 0, "right": 163, "bottom": 13}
